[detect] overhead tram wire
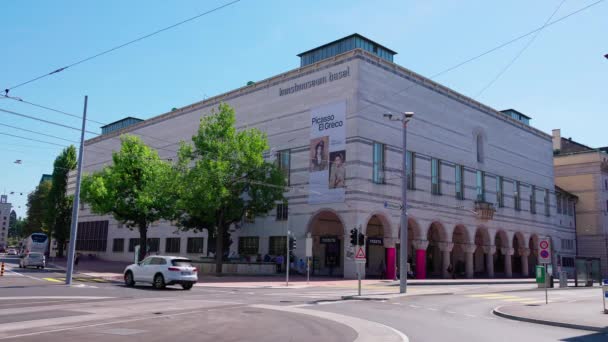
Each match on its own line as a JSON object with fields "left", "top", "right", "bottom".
{"left": 0, "top": 131, "right": 70, "bottom": 148}
{"left": 0, "top": 122, "right": 80, "bottom": 144}
{"left": 4, "top": 0, "right": 241, "bottom": 93}
{"left": 1, "top": 96, "right": 185, "bottom": 153}
{"left": 474, "top": 0, "right": 568, "bottom": 98}
{"left": 3, "top": 1, "right": 602, "bottom": 174}
{"left": 349, "top": 0, "right": 606, "bottom": 117}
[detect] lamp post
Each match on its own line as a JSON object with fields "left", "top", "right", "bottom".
{"left": 383, "top": 111, "right": 414, "bottom": 294}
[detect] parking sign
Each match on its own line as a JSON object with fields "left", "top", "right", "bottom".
{"left": 538, "top": 238, "right": 551, "bottom": 264}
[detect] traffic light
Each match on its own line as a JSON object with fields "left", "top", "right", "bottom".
{"left": 358, "top": 233, "right": 365, "bottom": 246}
{"left": 349, "top": 228, "right": 358, "bottom": 246}
{"left": 289, "top": 237, "right": 296, "bottom": 251}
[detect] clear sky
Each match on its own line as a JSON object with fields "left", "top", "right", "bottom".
{"left": 1, "top": 0, "right": 606, "bottom": 217}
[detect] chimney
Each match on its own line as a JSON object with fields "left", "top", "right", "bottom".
{"left": 552, "top": 129, "right": 561, "bottom": 151}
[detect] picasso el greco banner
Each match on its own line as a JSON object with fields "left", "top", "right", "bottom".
{"left": 309, "top": 100, "right": 346, "bottom": 204}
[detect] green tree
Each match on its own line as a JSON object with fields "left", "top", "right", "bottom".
{"left": 175, "top": 103, "right": 285, "bottom": 274}
{"left": 8, "top": 213, "right": 25, "bottom": 240}
{"left": 46, "top": 146, "right": 77, "bottom": 257}
{"left": 24, "top": 180, "right": 52, "bottom": 236}
{"left": 81, "top": 135, "right": 177, "bottom": 262}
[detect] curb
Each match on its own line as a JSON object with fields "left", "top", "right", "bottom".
{"left": 341, "top": 292, "right": 454, "bottom": 301}
{"left": 492, "top": 306, "right": 608, "bottom": 333}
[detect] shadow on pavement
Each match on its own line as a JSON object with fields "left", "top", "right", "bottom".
{"left": 562, "top": 332, "right": 608, "bottom": 341}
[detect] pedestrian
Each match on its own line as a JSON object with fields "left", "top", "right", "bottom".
{"left": 447, "top": 263, "right": 455, "bottom": 279}
{"left": 276, "top": 254, "right": 284, "bottom": 273}
{"left": 74, "top": 253, "right": 81, "bottom": 273}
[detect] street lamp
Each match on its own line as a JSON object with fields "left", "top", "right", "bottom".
{"left": 383, "top": 111, "right": 414, "bottom": 294}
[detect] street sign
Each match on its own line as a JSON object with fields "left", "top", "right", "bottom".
{"left": 355, "top": 247, "right": 366, "bottom": 260}
{"left": 538, "top": 238, "right": 551, "bottom": 264}
{"left": 383, "top": 201, "right": 402, "bottom": 211}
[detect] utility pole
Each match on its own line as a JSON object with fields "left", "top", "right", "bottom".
{"left": 383, "top": 112, "right": 414, "bottom": 294}
{"left": 65, "top": 96, "right": 87, "bottom": 285}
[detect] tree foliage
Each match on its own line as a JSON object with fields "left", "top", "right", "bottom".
{"left": 175, "top": 103, "right": 285, "bottom": 274}
{"left": 46, "top": 145, "right": 77, "bottom": 257}
{"left": 81, "top": 135, "right": 177, "bottom": 261}
{"left": 24, "top": 180, "right": 52, "bottom": 237}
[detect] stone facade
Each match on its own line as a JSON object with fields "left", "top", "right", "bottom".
{"left": 75, "top": 47, "right": 574, "bottom": 279}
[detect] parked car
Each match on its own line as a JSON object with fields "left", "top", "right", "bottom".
{"left": 19, "top": 252, "right": 46, "bottom": 269}
{"left": 123, "top": 256, "right": 197, "bottom": 290}
{"left": 7, "top": 249, "right": 17, "bottom": 256}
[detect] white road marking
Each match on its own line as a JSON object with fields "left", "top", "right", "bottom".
{"left": 426, "top": 308, "right": 438, "bottom": 311}
{"left": 408, "top": 304, "right": 420, "bottom": 308}
{"left": 463, "top": 314, "right": 476, "bottom": 318}
{"left": 253, "top": 304, "right": 409, "bottom": 342}
{"left": 445, "top": 310, "right": 456, "bottom": 314}
{"left": 0, "top": 296, "right": 112, "bottom": 300}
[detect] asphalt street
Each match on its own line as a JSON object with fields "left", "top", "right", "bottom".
{"left": 1, "top": 255, "right": 606, "bottom": 342}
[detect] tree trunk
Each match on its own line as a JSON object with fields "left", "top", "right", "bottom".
{"left": 215, "top": 210, "right": 225, "bottom": 275}
{"left": 138, "top": 224, "right": 148, "bottom": 262}
{"left": 57, "top": 239, "right": 65, "bottom": 258}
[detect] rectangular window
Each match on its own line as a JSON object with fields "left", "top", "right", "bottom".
{"left": 112, "top": 238, "right": 124, "bottom": 252}
{"left": 567, "top": 199, "right": 574, "bottom": 216}
{"left": 276, "top": 203, "right": 288, "bottom": 221}
{"left": 556, "top": 194, "right": 562, "bottom": 214}
{"left": 238, "top": 236, "right": 259, "bottom": 256}
{"left": 406, "top": 151, "right": 415, "bottom": 190}
{"left": 562, "top": 257, "right": 575, "bottom": 267}
{"left": 268, "top": 236, "right": 287, "bottom": 256}
{"left": 372, "top": 142, "right": 385, "bottom": 184}
{"left": 147, "top": 238, "right": 160, "bottom": 253}
{"left": 514, "top": 181, "right": 521, "bottom": 211}
{"left": 165, "top": 238, "right": 181, "bottom": 253}
{"left": 476, "top": 170, "right": 485, "bottom": 202}
{"left": 76, "top": 220, "right": 108, "bottom": 252}
{"left": 562, "top": 196, "right": 568, "bottom": 215}
{"left": 455, "top": 165, "right": 464, "bottom": 200}
{"left": 530, "top": 185, "right": 536, "bottom": 214}
{"left": 496, "top": 176, "right": 504, "bottom": 207}
{"left": 187, "top": 237, "right": 205, "bottom": 254}
{"left": 544, "top": 189, "right": 550, "bottom": 216}
{"left": 431, "top": 158, "right": 441, "bottom": 195}
{"left": 277, "top": 149, "right": 291, "bottom": 186}
{"left": 128, "top": 238, "right": 140, "bottom": 252}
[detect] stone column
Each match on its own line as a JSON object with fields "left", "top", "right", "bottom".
{"left": 502, "top": 247, "right": 514, "bottom": 278}
{"left": 483, "top": 246, "right": 496, "bottom": 278}
{"left": 463, "top": 244, "right": 477, "bottom": 279}
{"left": 412, "top": 240, "right": 429, "bottom": 279}
{"left": 439, "top": 242, "right": 454, "bottom": 279}
{"left": 519, "top": 248, "right": 530, "bottom": 277}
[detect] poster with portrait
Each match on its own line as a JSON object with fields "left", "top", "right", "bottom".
{"left": 309, "top": 100, "right": 346, "bottom": 204}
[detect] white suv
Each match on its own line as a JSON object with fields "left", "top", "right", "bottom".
{"left": 124, "top": 256, "right": 198, "bottom": 290}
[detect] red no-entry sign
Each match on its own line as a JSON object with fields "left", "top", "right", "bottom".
{"left": 538, "top": 238, "right": 551, "bottom": 264}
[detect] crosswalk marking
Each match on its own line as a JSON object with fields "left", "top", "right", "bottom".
{"left": 43, "top": 277, "right": 109, "bottom": 284}
{"left": 42, "top": 278, "right": 63, "bottom": 283}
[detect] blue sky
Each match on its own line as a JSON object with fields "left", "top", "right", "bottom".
{"left": 1, "top": 0, "right": 606, "bottom": 217}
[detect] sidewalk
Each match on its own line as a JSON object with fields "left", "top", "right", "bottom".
{"left": 48, "top": 257, "right": 128, "bottom": 281}
{"left": 494, "top": 298, "right": 608, "bottom": 332}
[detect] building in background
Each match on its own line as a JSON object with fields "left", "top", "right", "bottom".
{"left": 75, "top": 34, "right": 573, "bottom": 279}
{"left": 553, "top": 129, "right": 608, "bottom": 277}
{"left": 0, "top": 195, "right": 12, "bottom": 249}
{"left": 39, "top": 174, "right": 52, "bottom": 184}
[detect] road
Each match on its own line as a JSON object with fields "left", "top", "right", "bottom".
{"left": 0, "top": 255, "right": 605, "bottom": 341}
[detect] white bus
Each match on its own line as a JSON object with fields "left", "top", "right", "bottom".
{"left": 20, "top": 233, "right": 49, "bottom": 256}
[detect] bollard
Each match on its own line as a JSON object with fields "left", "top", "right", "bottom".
{"left": 1, "top": 262, "right": 4, "bottom": 276}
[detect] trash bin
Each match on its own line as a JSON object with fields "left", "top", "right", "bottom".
{"left": 559, "top": 271, "right": 568, "bottom": 288}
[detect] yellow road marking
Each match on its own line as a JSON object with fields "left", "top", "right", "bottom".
{"left": 468, "top": 293, "right": 504, "bottom": 298}
{"left": 502, "top": 297, "right": 536, "bottom": 302}
{"left": 43, "top": 278, "right": 62, "bottom": 283}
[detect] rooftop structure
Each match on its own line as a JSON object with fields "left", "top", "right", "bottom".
{"left": 101, "top": 117, "right": 143, "bottom": 135}
{"left": 298, "top": 33, "right": 396, "bottom": 67}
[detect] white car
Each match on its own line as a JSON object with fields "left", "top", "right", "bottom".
{"left": 7, "top": 249, "right": 17, "bottom": 256}
{"left": 19, "top": 252, "right": 46, "bottom": 269}
{"left": 123, "top": 256, "right": 198, "bottom": 290}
